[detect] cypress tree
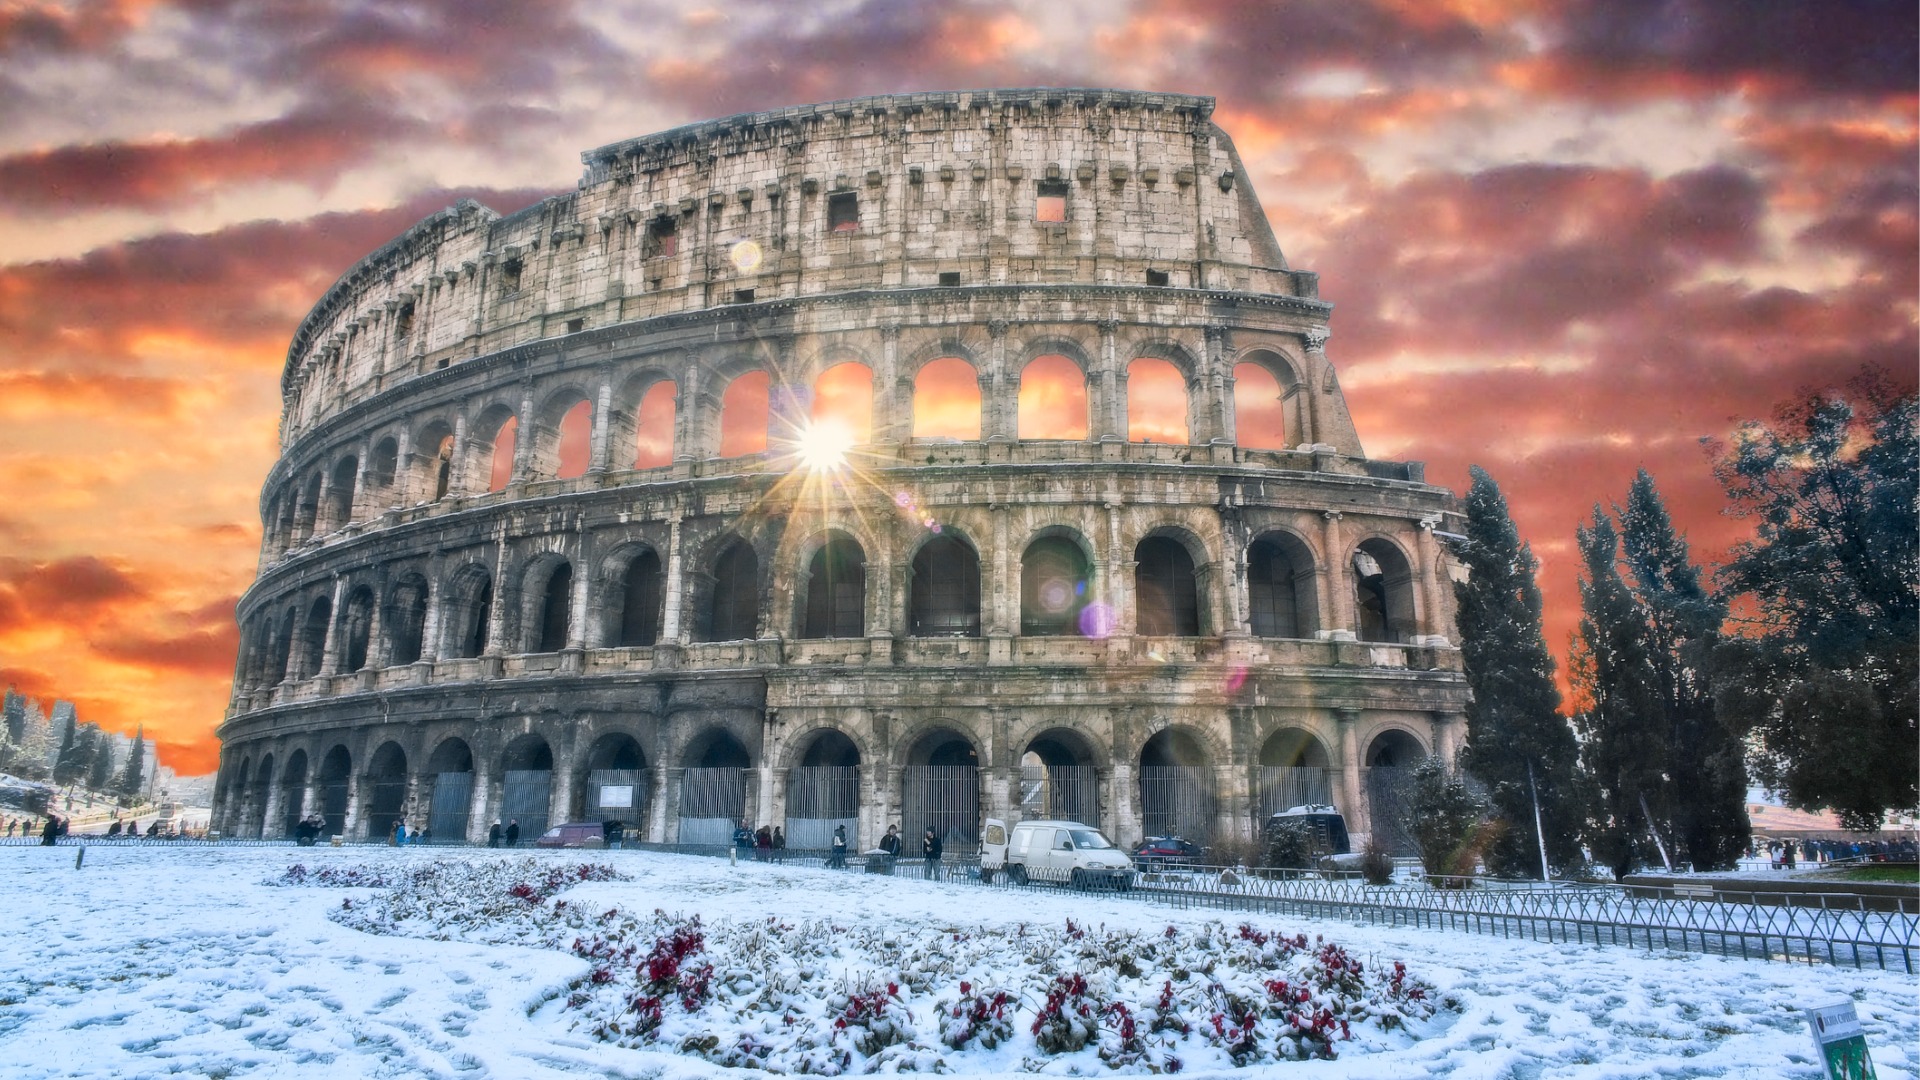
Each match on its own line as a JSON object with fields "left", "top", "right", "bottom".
{"left": 52, "top": 712, "right": 80, "bottom": 788}
{"left": 1619, "top": 471, "right": 1748, "bottom": 870}
{"left": 1452, "top": 466, "right": 1587, "bottom": 877}
{"left": 86, "top": 727, "right": 116, "bottom": 793}
{"left": 1572, "top": 507, "right": 1669, "bottom": 879}
{"left": 119, "top": 726, "right": 147, "bottom": 804}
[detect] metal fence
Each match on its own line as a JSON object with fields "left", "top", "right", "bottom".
{"left": 427, "top": 771, "right": 473, "bottom": 842}
{"left": 499, "top": 769, "right": 551, "bottom": 839}
{"left": 678, "top": 767, "right": 744, "bottom": 846}
{"left": 786, "top": 766, "right": 858, "bottom": 850}
{"left": 1138, "top": 766, "right": 1215, "bottom": 843}
{"left": 585, "top": 769, "right": 650, "bottom": 826}
{"left": 1017, "top": 765, "right": 1099, "bottom": 824}
{"left": 901, "top": 765, "right": 978, "bottom": 850}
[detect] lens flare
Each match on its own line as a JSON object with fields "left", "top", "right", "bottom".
{"left": 794, "top": 419, "right": 852, "bottom": 472}
{"left": 1079, "top": 602, "right": 1115, "bottom": 638}
{"left": 729, "top": 239, "right": 763, "bottom": 273}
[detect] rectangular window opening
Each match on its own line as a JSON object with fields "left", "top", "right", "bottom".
{"left": 1146, "top": 269, "right": 1170, "bottom": 287}
{"left": 938, "top": 271, "right": 961, "bottom": 286}
{"left": 828, "top": 191, "right": 859, "bottom": 233}
{"left": 566, "top": 318, "right": 585, "bottom": 334}
{"left": 1036, "top": 179, "right": 1069, "bottom": 223}
{"left": 648, "top": 217, "right": 678, "bottom": 258}
{"left": 732, "top": 288, "right": 756, "bottom": 304}
{"left": 498, "top": 258, "right": 523, "bottom": 294}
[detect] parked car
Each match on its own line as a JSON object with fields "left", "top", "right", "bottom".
{"left": 534, "top": 822, "right": 607, "bottom": 849}
{"left": 1263, "top": 804, "right": 1364, "bottom": 870}
{"left": 1132, "top": 836, "right": 1206, "bottom": 869}
{"left": 980, "top": 818, "right": 1134, "bottom": 889}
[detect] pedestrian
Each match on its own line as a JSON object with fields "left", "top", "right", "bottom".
{"left": 879, "top": 824, "right": 900, "bottom": 858}
{"left": 922, "top": 826, "right": 943, "bottom": 880}
{"left": 107, "top": 820, "right": 122, "bottom": 838}
{"left": 828, "top": 825, "right": 847, "bottom": 869}
{"left": 40, "top": 816, "right": 59, "bottom": 846}
{"left": 1782, "top": 838, "right": 1797, "bottom": 869}
{"left": 390, "top": 820, "right": 404, "bottom": 845}
{"left": 772, "top": 825, "right": 785, "bottom": 863}
{"left": 488, "top": 820, "right": 503, "bottom": 848}
{"left": 505, "top": 819, "right": 520, "bottom": 847}
{"left": 733, "top": 819, "right": 754, "bottom": 859}
{"left": 755, "top": 824, "right": 772, "bottom": 861}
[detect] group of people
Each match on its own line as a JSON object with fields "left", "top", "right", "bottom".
{"left": 387, "top": 820, "right": 432, "bottom": 845}
{"left": 733, "top": 821, "right": 788, "bottom": 861}
{"left": 1755, "top": 836, "right": 1918, "bottom": 868}
{"left": 811, "top": 823, "right": 945, "bottom": 877}
{"left": 486, "top": 819, "right": 521, "bottom": 847}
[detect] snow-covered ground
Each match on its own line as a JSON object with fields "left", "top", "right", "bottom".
{"left": 0, "top": 845, "right": 1912, "bottom": 1078}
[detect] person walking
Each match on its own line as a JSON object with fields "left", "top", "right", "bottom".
{"left": 733, "top": 819, "right": 754, "bottom": 860}
{"left": 828, "top": 825, "right": 847, "bottom": 869}
{"left": 40, "top": 816, "right": 59, "bottom": 846}
{"left": 755, "top": 824, "right": 772, "bottom": 862}
{"left": 771, "top": 826, "right": 785, "bottom": 863}
{"left": 922, "top": 826, "right": 943, "bottom": 880}
{"left": 488, "top": 820, "right": 503, "bottom": 848}
{"left": 505, "top": 819, "right": 520, "bottom": 847}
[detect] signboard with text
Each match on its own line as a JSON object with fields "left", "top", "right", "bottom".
{"left": 1805, "top": 1001, "right": 1876, "bottom": 1080}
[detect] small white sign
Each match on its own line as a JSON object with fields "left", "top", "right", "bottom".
{"left": 1805, "top": 1000, "right": 1876, "bottom": 1080}
{"left": 598, "top": 785, "right": 634, "bottom": 809}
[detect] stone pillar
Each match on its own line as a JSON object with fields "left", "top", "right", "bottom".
{"left": 1415, "top": 518, "right": 1450, "bottom": 644}
{"left": 675, "top": 359, "right": 701, "bottom": 463}
{"left": 985, "top": 319, "right": 1012, "bottom": 442}
{"left": 512, "top": 387, "right": 537, "bottom": 484}
{"left": 466, "top": 758, "right": 491, "bottom": 844}
{"left": 366, "top": 566, "right": 390, "bottom": 668}
{"left": 988, "top": 499, "right": 1013, "bottom": 659}
{"left": 341, "top": 770, "right": 362, "bottom": 840}
{"left": 1203, "top": 324, "right": 1232, "bottom": 445}
{"left": 1431, "top": 711, "right": 1464, "bottom": 769}
{"left": 589, "top": 371, "right": 615, "bottom": 474}
{"left": 769, "top": 767, "right": 791, "bottom": 827}
{"left": 318, "top": 575, "right": 350, "bottom": 676}
{"left": 1097, "top": 319, "right": 1123, "bottom": 442}
{"left": 1321, "top": 511, "right": 1354, "bottom": 637}
{"left": 484, "top": 533, "right": 512, "bottom": 657}
{"left": 447, "top": 412, "right": 472, "bottom": 494}
{"left": 568, "top": 523, "right": 594, "bottom": 650}
{"left": 1105, "top": 500, "right": 1129, "bottom": 635}
{"left": 660, "top": 512, "right": 687, "bottom": 643}
{"left": 875, "top": 325, "right": 902, "bottom": 447}
{"left": 1302, "top": 328, "right": 1328, "bottom": 446}
{"left": 418, "top": 553, "right": 445, "bottom": 664}
{"left": 655, "top": 767, "right": 681, "bottom": 844}
{"left": 1335, "top": 708, "right": 1363, "bottom": 834}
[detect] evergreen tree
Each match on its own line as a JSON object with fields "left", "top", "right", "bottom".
{"left": 119, "top": 726, "right": 147, "bottom": 805}
{"left": 87, "top": 728, "right": 116, "bottom": 793}
{"left": 1619, "top": 471, "right": 1748, "bottom": 869}
{"left": 1572, "top": 507, "right": 1669, "bottom": 879}
{"left": 1712, "top": 374, "right": 1917, "bottom": 829}
{"left": 51, "top": 711, "right": 81, "bottom": 788}
{"left": 1452, "top": 466, "right": 1586, "bottom": 876}
{"left": 1406, "top": 757, "right": 1494, "bottom": 885}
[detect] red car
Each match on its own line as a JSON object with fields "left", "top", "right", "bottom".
{"left": 1133, "top": 837, "right": 1206, "bottom": 869}
{"left": 534, "top": 822, "right": 607, "bottom": 849}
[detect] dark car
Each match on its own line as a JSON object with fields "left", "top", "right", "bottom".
{"left": 534, "top": 822, "right": 607, "bottom": 849}
{"left": 1133, "top": 836, "right": 1206, "bottom": 869}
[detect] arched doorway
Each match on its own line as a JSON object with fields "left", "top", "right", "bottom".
{"left": 800, "top": 536, "right": 866, "bottom": 639}
{"left": 1019, "top": 729, "right": 1100, "bottom": 826}
{"left": 581, "top": 732, "right": 649, "bottom": 832}
{"left": 425, "top": 738, "right": 475, "bottom": 843}
{"left": 909, "top": 533, "right": 981, "bottom": 637}
{"left": 365, "top": 742, "right": 408, "bottom": 840}
{"left": 1364, "top": 728, "right": 1429, "bottom": 856}
{"left": 1353, "top": 539, "right": 1418, "bottom": 644}
{"left": 1134, "top": 535, "right": 1200, "bottom": 636}
{"left": 703, "top": 541, "right": 759, "bottom": 642}
{"left": 679, "top": 729, "right": 751, "bottom": 846}
{"left": 1138, "top": 729, "right": 1214, "bottom": 844}
{"left": 317, "top": 745, "right": 352, "bottom": 838}
{"left": 500, "top": 735, "right": 554, "bottom": 841}
{"left": 1021, "top": 536, "right": 1091, "bottom": 636}
{"left": 788, "top": 729, "right": 860, "bottom": 850}
{"left": 902, "top": 727, "right": 979, "bottom": 851}
{"left": 246, "top": 755, "right": 273, "bottom": 838}
{"left": 279, "top": 750, "right": 308, "bottom": 838}
{"left": 1256, "top": 728, "right": 1333, "bottom": 820}
{"left": 1247, "top": 533, "right": 1318, "bottom": 638}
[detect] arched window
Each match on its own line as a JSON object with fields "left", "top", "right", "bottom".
{"left": 1233, "top": 362, "right": 1288, "bottom": 449}
{"left": 450, "top": 569, "right": 492, "bottom": 659}
{"left": 719, "top": 370, "right": 770, "bottom": 457}
{"left": 488, "top": 417, "right": 517, "bottom": 492}
{"left": 1134, "top": 536, "right": 1200, "bottom": 636}
{"left": 634, "top": 381, "right": 675, "bottom": 468}
{"left": 535, "top": 562, "right": 572, "bottom": 652}
{"left": 615, "top": 551, "right": 663, "bottom": 647}
{"left": 1127, "top": 358, "right": 1188, "bottom": 443}
{"left": 387, "top": 574, "right": 429, "bottom": 665}
{"left": 1018, "top": 354, "right": 1088, "bottom": 440}
{"left": 910, "top": 534, "right": 981, "bottom": 637}
{"left": 1247, "top": 534, "right": 1316, "bottom": 638}
{"left": 299, "top": 596, "right": 331, "bottom": 678}
{"left": 1021, "top": 536, "right": 1090, "bottom": 636}
{"left": 705, "top": 542, "right": 759, "bottom": 642}
{"left": 556, "top": 400, "right": 592, "bottom": 479}
{"left": 913, "top": 357, "right": 981, "bottom": 440}
{"left": 294, "top": 473, "right": 322, "bottom": 540}
{"left": 811, "top": 362, "right": 873, "bottom": 445}
{"left": 341, "top": 586, "right": 375, "bottom": 671}
{"left": 324, "top": 457, "right": 357, "bottom": 530}
{"left": 269, "top": 607, "right": 295, "bottom": 684}
{"left": 801, "top": 538, "right": 866, "bottom": 639}
{"left": 368, "top": 438, "right": 398, "bottom": 489}
{"left": 1354, "top": 539, "right": 1418, "bottom": 644}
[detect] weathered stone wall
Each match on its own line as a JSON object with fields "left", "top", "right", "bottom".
{"left": 216, "top": 90, "right": 1468, "bottom": 853}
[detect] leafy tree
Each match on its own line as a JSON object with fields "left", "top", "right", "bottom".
{"left": 87, "top": 729, "right": 116, "bottom": 793}
{"left": 119, "top": 727, "right": 147, "bottom": 804}
{"left": 1711, "top": 374, "right": 1918, "bottom": 830}
{"left": 1452, "top": 466, "right": 1587, "bottom": 877}
{"left": 1620, "top": 471, "right": 1749, "bottom": 870}
{"left": 1572, "top": 507, "right": 1669, "bottom": 879}
{"left": 1406, "top": 757, "right": 1494, "bottom": 886}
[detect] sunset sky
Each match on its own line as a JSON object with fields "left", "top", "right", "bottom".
{"left": 0, "top": 1, "right": 1912, "bottom": 776}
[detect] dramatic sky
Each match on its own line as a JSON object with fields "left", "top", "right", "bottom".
{"left": 0, "top": 1, "right": 1913, "bottom": 775}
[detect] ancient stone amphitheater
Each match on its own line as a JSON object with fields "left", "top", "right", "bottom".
{"left": 214, "top": 89, "right": 1468, "bottom": 852}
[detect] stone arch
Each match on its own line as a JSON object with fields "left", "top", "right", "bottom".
{"left": 423, "top": 735, "right": 475, "bottom": 842}
{"left": 1138, "top": 726, "right": 1216, "bottom": 843}
{"left": 1017, "top": 724, "right": 1104, "bottom": 825}
{"left": 268, "top": 605, "right": 297, "bottom": 684}
{"left": 466, "top": 400, "right": 519, "bottom": 494}
{"left": 367, "top": 435, "right": 399, "bottom": 491}
{"left": 785, "top": 727, "right": 862, "bottom": 848}
{"left": 499, "top": 732, "right": 555, "bottom": 840}
{"left": 907, "top": 350, "right": 983, "bottom": 442}
{"left": 796, "top": 530, "right": 867, "bottom": 639}
{"left": 532, "top": 384, "right": 595, "bottom": 480}
{"left": 1134, "top": 530, "right": 1202, "bottom": 637}
{"left": 1233, "top": 348, "right": 1306, "bottom": 449}
{"left": 1353, "top": 535, "right": 1419, "bottom": 644}
{"left": 908, "top": 530, "right": 982, "bottom": 637}
{"left": 602, "top": 542, "right": 664, "bottom": 647}
{"left": 317, "top": 743, "right": 352, "bottom": 838}
{"left": 809, "top": 359, "right": 875, "bottom": 446}
{"left": 279, "top": 749, "right": 309, "bottom": 837}
{"left": 296, "top": 594, "right": 332, "bottom": 678}
{"left": 615, "top": 366, "right": 678, "bottom": 470}
{"left": 324, "top": 455, "right": 357, "bottom": 531}
{"left": 900, "top": 723, "right": 981, "bottom": 849}
{"left": 717, "top": 367, "right": 772, "bottom": 458}
{"left": 340, "top": 584, "right": 376, "bottom": 671}
{"left": 1255, "top": 725, "right": 1336, "bottom": 818}
{"left": 516, "top": 551, "right": 574, "bottom": 653}
{"left": 442, "top": 561, "right": 493, "bottom": 659}
{"left": 1020, "top": 528, "right": 1097, "bottom": 637}
{"left": 1365, "top": 726, "right": 1429, "bottom": 768}
{"left": 1247, "top": 530, "right": 1320, "bottom": 638}
{"left": 678, "top": 724, "right": 752, "bottom": 844}
{"left": 699, "top": 536, "right": 762, "bottom": 642}
{"left": 413, "top": 418, "right": 457, "bottom": 502}
{"left": 247, "top": 753, "right": 274, "bottom": 838}
{"left": 577, "top": 731, "right": 649, "bottom": 826}
{"left": 385, "top": 571, "right": 430, "bottom": 665}
{"left": 1125, "top": 356, "right": 1192, "bottom": 444}
{"left": 293, "top": 472, "right": 323, "bottom": 541}
{"left": 1017, "top": 350, "right": 1090, "bottom": 441}
{"left": 364, "top": 740, "right": 408, "bottom": 840}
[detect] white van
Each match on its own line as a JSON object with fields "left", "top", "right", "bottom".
{"left": 979, "top": 818, "right": 1134, "bottom": 890}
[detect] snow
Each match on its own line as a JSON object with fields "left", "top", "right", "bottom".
{"left": 0, "top": 845, "right": 1912, "bottom": 1078}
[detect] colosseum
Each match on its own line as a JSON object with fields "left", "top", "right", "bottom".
{"left": 213, "top": 89, "right": 1469, "bottom": 854}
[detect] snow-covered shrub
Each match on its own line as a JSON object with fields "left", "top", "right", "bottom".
{"left": 1030, "top": 972, "right": 1102, "bottom": 1053}
{"left": 938, "top": 981, "right": 1015, "bottom": 1050}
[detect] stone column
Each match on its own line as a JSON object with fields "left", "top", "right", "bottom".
{"left": 318, "top": 575, "right": 350, "bottom": 676}
{"left": 660, "top": 512, "right": 687, "bottom": 643}
{"left": 1105, "top": 499, "right": 1129, "bottom": 635}
{"left": 1415, "top": 517, "right": 1449, "bottom": 644}
{"left": 655, "top": 767, "right": 681, "bottom": 844}
{"left": 418, "top": 553, "right": 445, "bottom": 664}
{"left": 1321, "top": 511, "right": 1354, "bottom": 637}
{"left": 1097, "top": 319, "right": 1123, "bottom": 442}
{"left": 447, "top": 413, "right": 472, "bottom": 495}
{"left": 366, "top": 566, "right": 390, "bottom": 669}
{"left": 512, "top": 386, "right": 537, "bottom": 484}
{"left": 1204, "top": 324, "right": 1232, "bottom": 445}
{"left": 674, "top": 358, "right": 701, "bottom": 463}
{"left": 985, "top": 319, "right": 1012, "bottom": 442}
{"left": 1430, "top": 712, "right": 1465, "bottom": 769}
{"left": 484, "top": 533, "right": 512, "bottom": 657}
{"left": 589, "top": 371, "right": 615, "bottom": 474}
{"left": 1302, "top": 328, "right": 1329, "bottom": 446}
{"left": 341, "top": 770, "right": 362, "bottom": 839}
{"left": 1335, "top": 708, "right": 1363, "bottom": 834}
{"left": 568, "top": 522, "right": 594, "bottom": 650}
{"left": 875, "top": 325, "right": 902, "bottom": 446}
{"left": 467, "top": 757, "right": 491, "bottom": 844}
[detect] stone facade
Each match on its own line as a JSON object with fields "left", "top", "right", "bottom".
{"left": 214, "top": 89, "right": 1469, "bottom": 851}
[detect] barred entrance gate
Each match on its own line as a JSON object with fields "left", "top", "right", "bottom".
{"left": 586, "top": 769, "right": 650, "bottom": 828}
{"left": 786, "top": 765, "right": 858, "bottom": 850}
{"left": 679, "top": 767, "right": 745, "bottom": 846}
{"left": 365, "top": 775, "right": 407, "bottom": 839}
{"left": 318, "top": 745, "right": 351, "bottom": 838}
{"left": 1138, "top": 766, "right": 1216, "bottom": 844}
{"left": 901, "top": 765, "right": 979, "bottom": 851}
{"left": 500, "top": 769, "right": 551, "bottom": 840}
{"left": 1257, "top": 766, "right": 1335, "bottom": 818}
{"left": 1018, "top": 765, "right": 1099, "bottom": 825}
{"left": 279, "top": 753, "right": 308, "bottom": 838}
{"left": 428, "top": 771, "right": 473, "bottom": 842}
{"left": 1364, "top": 766, "right": 1422, "bottom": 856}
